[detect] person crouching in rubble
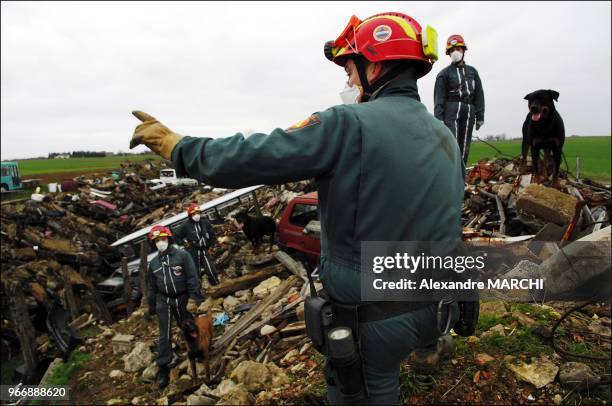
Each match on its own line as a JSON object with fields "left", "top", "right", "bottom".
{"left": 146, "top": 225, "right": 202, "bottom": 388}
{"left": 130, "top": 12, "right": 463, "bottom": 404}
{"left": 175, "top": 203, "right": 220, "bottom": 286}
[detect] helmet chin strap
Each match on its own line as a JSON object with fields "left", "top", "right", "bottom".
{"left": 353, "top": 57, "right": 411, "bottom": 102}
{"left": 354, "top": 57, "right": 374, "bottom": 102}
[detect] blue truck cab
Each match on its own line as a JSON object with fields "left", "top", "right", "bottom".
{"left": 0, "top": 162, "right": 22, "bottom": 192}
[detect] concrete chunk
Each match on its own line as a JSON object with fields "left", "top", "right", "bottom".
{"left": 516, "top": 184, "right": 578, "bottom": 225}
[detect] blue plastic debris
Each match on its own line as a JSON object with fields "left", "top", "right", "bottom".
{"left": 213, "top": 312, "right": 229, "bottom": 326}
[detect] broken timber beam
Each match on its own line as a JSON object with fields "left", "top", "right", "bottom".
{"left": 211, "top": 275, "right": 298, "bottom": 355}
{"left": 6, "top": 281, "right": 39, "bottom": 378}
{"left": 206, "top": 264, "right": 285, "bottom": 299}
{"left": 121, "top": 256, "right": 133, "bottom": 317}
{"left": 139, "top": 241, "right": 149, "bottom": 308}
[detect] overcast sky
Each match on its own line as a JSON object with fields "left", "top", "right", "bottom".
{"left": 1, "top": 1, "right": 611, "bottom": 160}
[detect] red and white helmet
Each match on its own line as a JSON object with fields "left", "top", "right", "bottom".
{"left": 446, "top": 34, "right": 467, "bottom": 54}
{"left": 324, "top": 12, "right": 438, "bottom": 77}
{"left": 186, "top": 203, "right": 201, "bottom": 217}
{"left": 148, "top": 225, "right": 173, "bottom": 240}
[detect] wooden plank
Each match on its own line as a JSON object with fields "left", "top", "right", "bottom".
{"left": 206, "top": 264, "right": 284, "bottom": 299}
{"left": 82, "top": 277, "right": 113, "bottom": 325}
{"left": 139, "top": 241, "right": 149, "bottom": 308}
{"left": 6, "top": 282, "right": 39, "bottom": 377}
{"left": 62, "top": 266, "right": 79, "bottom": 321}
{"left": 274, "top": 251, "right": 308, "bottom": 283}
{"left": 211, "top": 275, "right": 298, "bottom": 355}
{"left": 121, "top": 256, "right": 133, "bottom": 317}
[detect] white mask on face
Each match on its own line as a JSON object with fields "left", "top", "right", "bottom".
{"left": 450, "top": 50, "right": 464, "bottom": 63}
{"left": 155, "top": 240, "right": 169, "bottom": 252}
{"left": 339, "top": 83, "right": 361, "bottom": 104}
{"left": 192, "top": 214, "right": 201, "bottom": 223}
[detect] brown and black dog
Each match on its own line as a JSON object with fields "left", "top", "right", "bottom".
{"left": 181, "top": 309, "right": 214, "bottom": 382}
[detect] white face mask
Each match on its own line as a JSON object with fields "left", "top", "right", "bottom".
{"left": 155, "top": 240, "right": 169, "bottom": 252}
{"left": 339, "top": 83, "right": 361, "bottom": 104}
{"left": 450, "top": 50, "right": 464, "bottom": 63}
{"left": 192, "top": 214, "right": 201, "bottom": 223}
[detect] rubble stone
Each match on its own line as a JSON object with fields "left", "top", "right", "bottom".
{"left": 122, "top": 342, "right": 154, "bottom": 372}
{"left": 212, "top": 379, "right": 237, "bottom": 397}
{"left": 481, "top": 324, "right": 506, "bottom": 338}
{"left": 559, "top": 362, "right": 601, "bottom": 391}
{"left": 506, "top": 356, "right": 559, "bottom": 389}
{"left": 223, "top": 296, "right": 240, "bottom": 313}
{"left": 260, "top": 325, "right": 277, "bottom": 336}
{"left": 280, "top": 349, "right": 299, "bottom": 365}
{"left": 109, "top": 369, "right": 125, "bottom": 379}
{"left": 475, "top": 353, "right": 495, "bottom": 365}
{"left": 186, "top": 395, "right": 216, "bottom": 405}
{"left": 111, "top": 333, "right": 135, "bottom": 354}
{"left": 216, "top": 384, "right": 254, "bottom": 405}
{"left": 512, "top": 311, "right": 537, "bottom": 328}
{"left": 142, "top": 362, "right": 159, "bottom": 382}
{"left": 253, "top": 276, "right": 281, "bottom": 298}
{"left": 229, "top": 360, "right": 289, "bottom": 393}
{"left": 497, "top": 183, "right": 514, "bottom": 202}
{"left": 480, "top": 301, "right": 508, "bottom": 316}
{"left": 516, "top": 184, "right": 578, "bottom": 225}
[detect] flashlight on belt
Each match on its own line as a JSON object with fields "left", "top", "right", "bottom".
{"left": 327, "top": 327, "right": 366, "bottom": 400}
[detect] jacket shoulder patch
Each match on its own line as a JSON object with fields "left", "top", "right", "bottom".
{"left": 285, "top": 114, "right": 321, "bottom": 133}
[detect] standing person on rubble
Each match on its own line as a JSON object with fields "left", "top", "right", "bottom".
{"left": 130, "top": 12, "right": 464, "bottom": 404}
{"left": 434, "top": 34, "right": 485, "bottom": 165}
{"left": 175, "top": 203, "right": 220, "bottom": 286}
{"left": 146, "top": 225, "right": 202, "bottom": 389}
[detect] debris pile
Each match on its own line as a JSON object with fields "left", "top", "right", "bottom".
{"left": 462, "top": 157, "right": 610, "bottom": 239}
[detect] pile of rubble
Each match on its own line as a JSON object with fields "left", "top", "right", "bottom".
{"left": 66, "top": 248, "right": 320, "bottom": 405}
{"left": 462, "top": 157, "right": 610, "bottom": 239}
{"left": 0, "top": 154, "right": 313, "bottom": 368}
{"left": 2, "top": 153, "right": 610, "bottom": 404}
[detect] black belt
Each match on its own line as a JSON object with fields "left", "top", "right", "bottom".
{"left": 446, "top": 96, "right": 474, "bottom": 104}
{"left": 160, "top": 291, "right": 188, "bottom": 299}
{"left": 333, "top": 300, "right": 433, "bottom": 324}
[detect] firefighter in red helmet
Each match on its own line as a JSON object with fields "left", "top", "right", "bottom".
{"left": 175, "top": 203, "right": 219, "bottom": 285}
{"left": 434, "top": 34, "right": 486, "bottom": 165}
{"left": 146, "top": 225, "right": 202, "bottom": 388}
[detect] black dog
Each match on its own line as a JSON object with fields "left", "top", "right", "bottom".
{"left": 234, "top": 211, "right": 276, "bottom": 253}
{"left": 521, "top": 89, "right": 565, "bottom": 188}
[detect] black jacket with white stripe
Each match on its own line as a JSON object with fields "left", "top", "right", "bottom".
{"left": 147, "top": 245, "right": 202, "bottom": 311}
{"left": 434, "top": 62, "right": 485, "bottom": 123}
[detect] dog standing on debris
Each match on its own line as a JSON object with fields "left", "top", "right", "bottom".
{"left": 521, "top": 89, "right": 565, "bottom": 188}
{"left": 181, "top": 309, "right": 214, "bottom": 382}
{"left": 234, "top": 211, "right": 276, "bottom": 253}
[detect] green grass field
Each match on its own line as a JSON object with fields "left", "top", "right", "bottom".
{"left": 469, "top": 135, "right": 611, "bottom": 182}
{"left": 9, "top": 136, "right": 611, "bottom": 183}
{"left": 15, "top": 155, "right": 161, "bottom": 177}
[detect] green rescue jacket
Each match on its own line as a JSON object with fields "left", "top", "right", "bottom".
{"left": 172, "top": 76, "right": 464, "bottom": 304}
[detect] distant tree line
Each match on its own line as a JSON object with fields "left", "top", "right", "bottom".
{"left": 46, "top": 150, "right": 155, "bottom": 159}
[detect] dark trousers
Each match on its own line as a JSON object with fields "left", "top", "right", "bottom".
{"left": 155, "top": 294, "right": 188, "bottom": 367}
{"left": 325, "top": 303, "right": 459, "bottom": 404}
{"left": 188, "top": 248, "right": 219, "bottom": 285}
{"left": 443, "top": 101, "right": 476, "bottom": 165}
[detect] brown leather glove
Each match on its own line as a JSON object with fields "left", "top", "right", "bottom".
{"left": 129, "top": 111, "right": 184, "bottom": 160}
